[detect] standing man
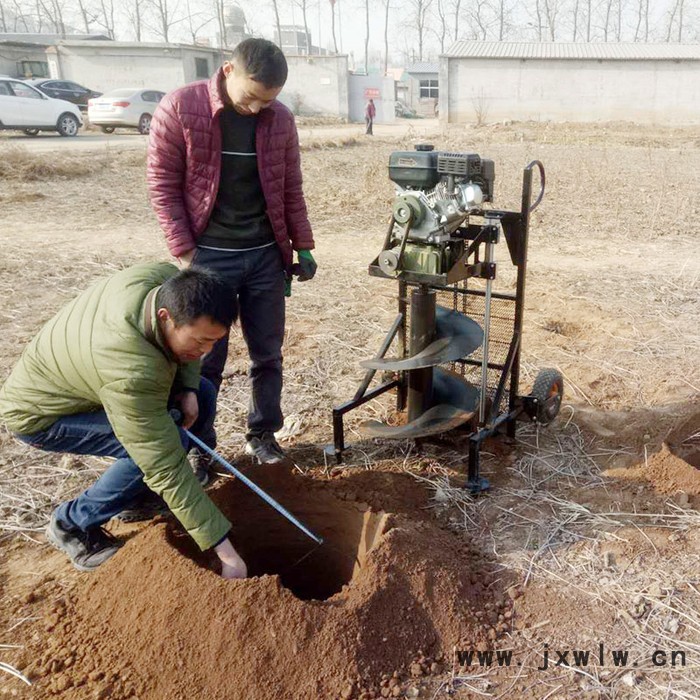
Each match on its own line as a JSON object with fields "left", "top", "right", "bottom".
{"left": 365, "top": 98, "right": 376, "bottom": 135}
{"left": 147, "top": 38, "right": 316, "bottom": 465}
{"left": 0, "top": 263, "right": 247, "bottom": 578}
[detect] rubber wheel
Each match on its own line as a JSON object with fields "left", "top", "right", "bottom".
{"left": 23, "top": 128, "right": 39, "bottom": 136}
{"left": 100, "top": 126, "right": 115, "bottom": 134}
{"left": 530, "top": 368, "right": 564, "bottom": 425}
{"left": 57, "top": 113, "right": 79, "bottom": 137}
{"left": 138, "top": 113, "right": 151, "bottom": 135}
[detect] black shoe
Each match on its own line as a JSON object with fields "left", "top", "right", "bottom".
{"left": 245, "top": 432, "right": 286, "bottom": 464}
{"left": 45, "top": 512, "right": 121, "bottom": 572}
{"left": 115, "top": 494, "right": 169, "bottom": 523}
{"left": 189, "top": 448, "right": 215, "bottom": 486}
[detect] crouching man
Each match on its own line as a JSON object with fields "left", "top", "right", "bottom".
{"left": 0, "top": 262, "right": 246, "bottom": 579}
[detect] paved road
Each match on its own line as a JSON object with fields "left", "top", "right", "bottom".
{"left": 0, "top": 119, "right": 441, "bottom": 154}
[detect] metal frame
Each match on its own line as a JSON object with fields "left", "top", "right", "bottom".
{"left": 330, "top": 161, "right": 545, "bottom": 493}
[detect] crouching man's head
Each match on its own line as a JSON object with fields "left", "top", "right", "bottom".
{"left": 156, "top": 267, "right": 235, "bottom": 364}
{"left": 222, "top": 37, "right": 288, "bottom": 116}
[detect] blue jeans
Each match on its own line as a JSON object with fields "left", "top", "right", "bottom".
{"left": 16, "top": 377, "right": 217, "bottom": 533}
{"left": 193, "top": 244, "right": 286, "bottom": 438}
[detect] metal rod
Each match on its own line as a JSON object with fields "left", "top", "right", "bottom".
{"left": 353, "top": 313, "right": 403, "bottom": 401}
{"left": 184, "top": 430, "right": 324, "bottom": 545}
{"left": 397, "top": 281, "right": 408, "bottom": 411}
{"left": 407, "top": 286, "right": 436, "bottom": 422}
{"left": 479, "top": 235, "right": 495, "bottom": 425}
{"left": 489, "top": 332, "right": 520, "bottom": 423}
{"left": 507, "top": 165, "right": 535, "bottom": 437}
{"left": 332, "top": 408, "right": 345, "bottom": 461}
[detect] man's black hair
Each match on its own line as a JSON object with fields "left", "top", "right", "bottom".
{"left": 231, "top": 38, "right": 288, "bottom": 88}
{"left": 156, "top": 267, "right": 237, "bottom": 328}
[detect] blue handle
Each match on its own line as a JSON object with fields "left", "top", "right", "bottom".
{"left": 184, "top": 428, "right": 323, "bottom": 546}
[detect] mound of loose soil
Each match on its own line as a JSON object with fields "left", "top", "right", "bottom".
{"left": 21, "top": 470, "right": 509, "bottom": 699}
{"left": 604, "top": 443, "right": 700, "bottom": 496}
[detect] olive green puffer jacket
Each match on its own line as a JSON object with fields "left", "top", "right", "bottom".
{"left": 0, "top": 262, "right": 230, "bottom": 550}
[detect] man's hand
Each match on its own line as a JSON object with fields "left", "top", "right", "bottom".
{"left": 175, "top": 391, "right": 199, "bottom": 429}
{"left": 177, "top": 248, "right": 197, "bottom": 267}
{"left": 214, "top": 538, "right": 248, "bottom": 579}
{"left": 293, "top": 250, "right": 317, "bottom": 282}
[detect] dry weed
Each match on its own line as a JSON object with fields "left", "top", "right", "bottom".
{"left": 0, "top": 145, "right": 108, "bottom": 181}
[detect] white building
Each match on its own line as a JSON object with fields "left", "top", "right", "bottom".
{"left": 47, "top": 41, "right": 224, "bottom": 94}
{"left": 440, "top": 41, "right": 700, "bottom": 125}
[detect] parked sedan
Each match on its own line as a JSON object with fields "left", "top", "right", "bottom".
{"left": 27, "top": 79, "right": 101, "bottom": 110}
{"left": 87, "top": 89, "right": 165, "bottom": 135}
{"left": 0, "top": 78, "right": 83, "bottom": 136}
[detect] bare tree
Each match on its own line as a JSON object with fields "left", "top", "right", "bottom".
{"left": 435, "top": 0, "right": 448, "bottom": 52}
{"left": 0, "top": 2, "right": 7, "bottom": 31}
{"left": 666, "top": 0, "right": 686, "bottom": 41}
{"left": 406, "top": 0, "right": 433, "bottom": 62}
{"left": 95, "top": 0, "right": 116, "bottom": 38}
{"left": 148, "top": 0, "right": 185, "bottom": 43}
{"left": 616, "top": 0, "right": 623, "bottom": 40}
{"left": 383, "top": 0, "right": 390, "bottom": 74}
{"left": 585, "top": 0, "right": 592, "bottom": 40}
{"left": 184, "top": 0, "right": 214, "bottom": 43}
{"left": 10, "top": 0, "right": 32, "bottom": 31}
{"left": 533, "top": 0, "right": 544, "bottom": 40}
{"left": 125, "top": 0, "right": 144, "bottom": 40}
{"left": 329, "top": 0, "right": 338, "bottom": 54}
{"left": 364, "top": 0, "right": 370, "bottom": 71}
{"left": 270, "top": 0, "right": 282, "bottom": 46}
{"left": 633, "top": 0, "right": 650, "bottom": 41}
{"left": 293, "top": 0, "right": 312, "bottom": 53}
{"left": 37, "top": 0, "right": 66, "bottom": 35}
{"left": 571, "top": 0, "right": 580, "bottom": 39}
{"left": 34, "top": 0, "right": 43, "bottom": 31}
{"left": 75, "top": 0, "right": 96, "bottom": 33}
{"left": 602, "top": 0, "right": 613, "bottom": 40}
{"left": 452, "top": 0, "right": 461, "bottom": 40}
{"left": 494, "top": 0, "right": 512, "bottom": 40}
{"left": 542, "top": 0, "right": 561, "bottom": 40}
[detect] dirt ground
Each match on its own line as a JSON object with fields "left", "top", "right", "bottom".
{"left": 0, "top": 120, "right": 699, "bottom": 699}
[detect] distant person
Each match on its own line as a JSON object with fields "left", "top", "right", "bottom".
{"left": 0, "top": 263, "right": 247, "bottom": 579}
{"left": 365, "top": 98, "right": 376, "bottom": 135}
{"left": 148, "top": 38, "right": 316, "bottom": 466}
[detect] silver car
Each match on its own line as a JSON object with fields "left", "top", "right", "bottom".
{"left": 87, "top": 88, "right": 165, "bottom": 135}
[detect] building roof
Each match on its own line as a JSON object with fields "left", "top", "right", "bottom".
{"left": 0, "top": 32, "right": 111, "bottom": 45}
{"left": 406, "top": 61, "right": 439, "bottom": 74}
{"left": 56, "top": 40, "right": 223, "bottom": 54}
{"left": 443, "top": 41, "right": 700, "bottom": 61}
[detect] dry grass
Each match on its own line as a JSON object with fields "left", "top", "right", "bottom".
{"left": 300, "top": 136, "right": 361, "bottom": 151}
{"left": 0, "top": 121, "right": 698, "bottom": 698}
{"left": 0, "top": 145, "right": 109, "bottom": 181}
{"left": 412, "top": 419, "right": 700, "bottom": 699}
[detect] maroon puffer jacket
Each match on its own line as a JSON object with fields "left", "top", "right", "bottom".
{"left": 147, "top": 68, "right": 314, "bottom": 271}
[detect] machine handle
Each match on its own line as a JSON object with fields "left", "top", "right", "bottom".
{"left": 525, "top": 160, "right": 546, "bottom": 213}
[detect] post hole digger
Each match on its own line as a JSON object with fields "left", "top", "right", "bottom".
{"left": 330, "top": 145, "right": 564, "bottom": 492}
{"left": 169, "top": 409, "right": 324, "bottom": 571}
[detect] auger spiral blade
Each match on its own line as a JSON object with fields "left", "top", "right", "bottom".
{"left": 360, "top": 368, "right": 479, "bottom": 440}
{"left": 360, "top": 306, "right": 483, "bottom": 371}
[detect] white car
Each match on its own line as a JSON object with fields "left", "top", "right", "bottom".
{"left": 87, "top": 89, "right": 165, "bottom": 135}
{"left": 0, "top": 78, "right": 83, "bottom": 136}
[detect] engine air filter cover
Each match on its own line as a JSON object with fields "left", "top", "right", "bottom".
{"left": 388, "top": 150, "right": 440, "bottom": 189}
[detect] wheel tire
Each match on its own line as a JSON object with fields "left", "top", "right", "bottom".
{"left": 530, "top": 368, "right": 564, "bottom": 425}
{"left": 23, "top": 128, "right": 39, "bottom": 136}
{"left": 138, "top": 113, "right": 152, "bottom": 135}
{"left": 57, "top": 113, "right": 79, "bottom": 137}
{"left": 100, "top": 126, "right": 115, "bottom": 134}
